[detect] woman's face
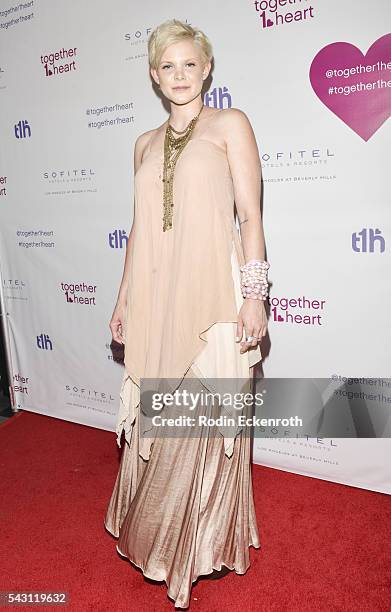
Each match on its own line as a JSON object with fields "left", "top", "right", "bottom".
{"left": 151, "top": 39, "right": 210, "bottom": 104}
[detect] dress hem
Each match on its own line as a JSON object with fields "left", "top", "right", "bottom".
{"left": 103, "top": 517, "right": 261, "bottom": 609}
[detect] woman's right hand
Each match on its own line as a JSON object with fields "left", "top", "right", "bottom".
{"left": 110, "top": 301, "right": 126, "bottom": 344}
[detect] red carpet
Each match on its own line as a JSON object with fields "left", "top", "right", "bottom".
{"left": 0, "top": 411, "right": 390, "bottom": 611}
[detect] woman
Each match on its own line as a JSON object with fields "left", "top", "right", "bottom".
{"left": 104, "top": 18, "right": 269, "bottom": 609}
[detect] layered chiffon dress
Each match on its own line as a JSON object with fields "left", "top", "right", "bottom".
{"left": 104, "top": 127, "right": 262, "bottom": 608}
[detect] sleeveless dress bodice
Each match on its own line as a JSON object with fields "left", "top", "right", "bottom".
{"left": 117, "top": 136, "right": 262, "bottom": 458}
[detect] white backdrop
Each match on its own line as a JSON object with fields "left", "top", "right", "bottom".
{"left": 0, "top": 0, "right": 390, "bottom": 494}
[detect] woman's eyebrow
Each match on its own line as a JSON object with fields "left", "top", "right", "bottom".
{"left": 160, "top": 57, "right": 198, "bottom": 64}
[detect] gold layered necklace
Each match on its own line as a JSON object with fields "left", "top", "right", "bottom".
{"left": 162, "top": 103, "right": 204, "bottom": 231}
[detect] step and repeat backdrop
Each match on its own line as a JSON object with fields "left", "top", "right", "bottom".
{"left": 0, "top": 1, "right": 390, "bottom": 494}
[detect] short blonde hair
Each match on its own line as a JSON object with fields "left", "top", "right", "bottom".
{"left": 148, "top": 19, "right": 213, "bottom": 71}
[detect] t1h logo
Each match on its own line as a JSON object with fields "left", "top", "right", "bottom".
{"left": 204, "top": 86, "right": 232, "bottom": 109}
{"left": 109, "top": 229, "right": 128, "bottom": 249}
{"left": 351, "top": 228, "right": 385, "bottom": 253}
{"left": 36, "top": 333, "right": 53, "bottom": 350}
{"left": 14, "top": 120, "right": 31, "bottom": 139}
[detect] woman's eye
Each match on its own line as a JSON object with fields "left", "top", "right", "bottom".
{"left": 162, "top": 63, "right": 195, "bottom": 69}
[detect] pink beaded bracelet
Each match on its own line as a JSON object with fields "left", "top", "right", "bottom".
{"left": 239, "top": 259, "right": 270, "bottom": 301}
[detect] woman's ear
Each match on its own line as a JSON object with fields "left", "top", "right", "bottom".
{"left": 204, "top": 60, "right": 211, "bottom": 79}
{"left": 150, "top": 67, "right": 159, "bottom": 87}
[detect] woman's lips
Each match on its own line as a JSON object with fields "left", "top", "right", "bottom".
{"left": 173, "top": 86, "right": 189, "bottom": 90}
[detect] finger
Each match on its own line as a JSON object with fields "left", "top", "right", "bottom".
{"left": 254, "top": 327, "right": 264, "bottom": 346}
{"left": 112, "top": 323, "right": 123, "bottom": 344}
{"left": 251, "top": 327, "right": 259, "bottom": 347}
{"left": 240, "top": 341, "right": 248, "bottom": 354}
{"left": 236, "top": 318, "right": 243, "bottom": 343}
{"left": 240, "top": 327, "right": 251, "bottom": 353}
{"left": 245, "top": 326, "right": 258, "bottom": 348}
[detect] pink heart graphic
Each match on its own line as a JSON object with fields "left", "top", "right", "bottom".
{"left": 309, "top": 33, "right": 391, "bottom": 141}
{"left": 266, "top": 18, "right": 273, "bottom": 27}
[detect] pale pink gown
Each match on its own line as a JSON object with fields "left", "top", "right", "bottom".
{"left": 104, "top": 130, "right": 262, "bottom": 608}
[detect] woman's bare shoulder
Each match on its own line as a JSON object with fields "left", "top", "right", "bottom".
{"left": 206, "top": 107, "right": 254, "bottom": 150}
{"left": 218, "top": 107, "right": 253, "bottom": 128}
{"left": 134, "top": 120, "right": 167, "bottom": 162}
{"left": 134, "top": 127, "right": 156, "bottom": 155}
{"left": 133, "top": 125, "right": 160, "bottom": 170}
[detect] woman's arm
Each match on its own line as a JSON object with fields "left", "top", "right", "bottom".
{"left": 224, "top": 109, "right": 268, "bottom": 353}
{"left": 109, "top": 131, "right": 151, "bottom": 343}
{"left": 224, "top": 108, "right": 266, "bottom": 260}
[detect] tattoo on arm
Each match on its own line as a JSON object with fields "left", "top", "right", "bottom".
{"left": 239, "top": 217, "right": 248, "bottom": 225}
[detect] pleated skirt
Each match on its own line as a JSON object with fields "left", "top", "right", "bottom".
{"left": 104, "top": 240, "right": 262, "bottom": 608}
{"left": 104, "top": 365, "right": 261, "bottom": 609}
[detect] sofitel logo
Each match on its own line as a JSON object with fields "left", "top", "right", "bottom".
{"left": 270, "top": 295, "right": 326, "bottom": 326}
{"left": 3, "top": 279, "right": 27, "bottom": 302}
{"left": 60, "top": 281, "right": 97, "bottom": 305}
{"left": 109, "top": 229, "right": 128, "bottom": 249}
{"left": 43, "top": 168, "right": 95, "bottom": 183}
{"left": 261, "top": 148, "right": 335, "bottom": 166}
{"left": 65, "top": 384, "right": 115, "bottom": 402}
{"left": 2, "top": 279, "right": 25, "bottom": 289}
{"left": 124, "top": 27, "right": 153, "bottom": 42}
{"left": 40, "top": 46, "right": 77, "bottom": 77}
{"left": 352, "top": 228, "right": 386, "bottom": 253}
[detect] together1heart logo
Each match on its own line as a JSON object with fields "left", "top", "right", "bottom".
{"left": 309, "top": 33, "right": 391, "bottom": 141}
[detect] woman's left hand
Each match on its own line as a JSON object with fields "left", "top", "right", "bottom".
{"left": 236, "top": 299, "right": 268, "bottom": 354}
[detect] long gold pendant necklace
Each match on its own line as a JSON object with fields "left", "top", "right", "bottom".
{"left": 162, "top": 103, "right": 204, "bottom": 231}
